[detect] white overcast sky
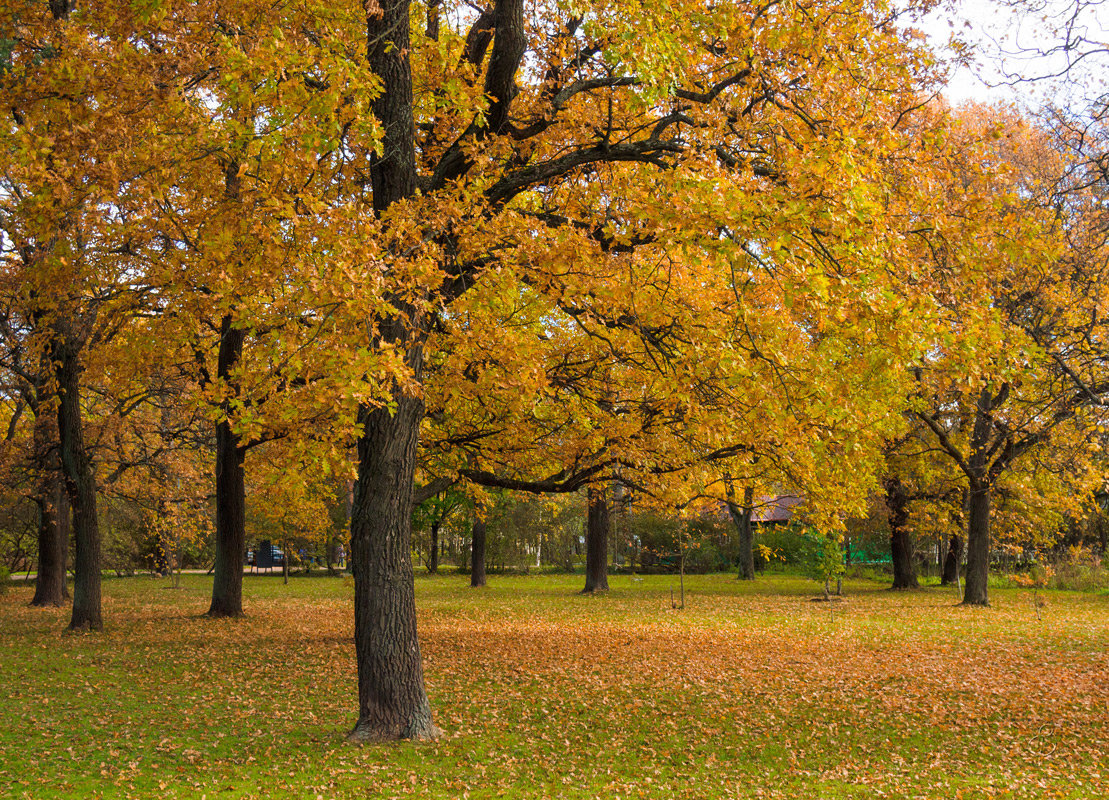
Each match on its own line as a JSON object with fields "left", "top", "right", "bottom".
{"left": 919, "top": 0, "right": 1109, "bottom": 108}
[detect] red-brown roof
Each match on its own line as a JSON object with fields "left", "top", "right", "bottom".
{"left": 751, "top": 495, "right": 803, "bottom": 524}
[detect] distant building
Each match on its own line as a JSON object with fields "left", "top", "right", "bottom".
{"left": 751, "top": 495, "right": 803, "bottom": 525}
{"left": 712, "top": 494, "right": 804, "bottom": 526}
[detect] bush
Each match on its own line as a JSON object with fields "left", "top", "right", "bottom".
{"left": 754, "top": 525, "right": 817, "bottom": 568}
{"left": 624, "top": 512, "right": 733, "bottom": 574}
{"left": 844, "top": 564, "right": 892, "bottom": 582}
{"left": 683, "top": 541, "right": 730, "bottom": 574}
{"left": 1008, "top": 546, "right": 1109, "bottom": 592}
{"left": 1048, "top": 546, "right": 1109, "bottom": 592}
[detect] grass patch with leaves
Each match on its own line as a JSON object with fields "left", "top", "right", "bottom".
{"left": 1, "top": 572, "right": 1106, "bottom": 799}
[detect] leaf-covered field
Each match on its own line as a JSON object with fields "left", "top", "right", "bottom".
{"left": 1, "top": 573, "right": 1106, "bottom": 799}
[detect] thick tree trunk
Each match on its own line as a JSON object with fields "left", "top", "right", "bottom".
{"left": 962, "top": 485, "right": 991, "bottom": 606}
{"left": 885, "top": 477, "right": 919, "bottom": 590}
{"left": 207, "top": 322, "right": 248, "bottom": 617}
{"left": 726, "top": 483, "right": 755, "bottom": 581}
{"left": 30, "top": 406, "right": 69, "bottom": 607}
{"left": 470, "top": 513, "right": 487, "bottom": 588}
{"left": 429, "top": 521, "right": 439, "bottom": 574}
{"left": 54, "top": 338, "right": 101, "bottom": 631}
{"left": 346, "top": 0, "right": 455, "bottom": 742}
{"left": 582, "top": 486, "right": 609, "bottom": 593}
{"left": 941, "top": 533, "right": 962, "bottom": 586}
{"left": 348, "top": 386, "right": 438, "bottom": 742}
{"left": 207, "top": 425, "right": 246, "bottom": 612}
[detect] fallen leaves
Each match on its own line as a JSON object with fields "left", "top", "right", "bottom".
{"left": 0, "top": 573, "right": 1106, "bottom": 799}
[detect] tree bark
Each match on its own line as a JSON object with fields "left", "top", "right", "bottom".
{"left": 582, "top": 486, "right": 609, "bottom": 593}
{"left": 347, "top": 0, "right": 487, "bottom": 741}
{"left": 940, "top": 533, "right": 962, "bottom": 586}
{"left": 962, "top": 484, "right": 991, "bottom": 606}
{"left": 726, "top": 483, "right": 756, "bottom": 581}
{"left": 30, "top": 403, "right": 69, "bottom": 607}
{"left": 885, "top": 476, "right": 919, "bottom": 590}
{"left": 941, "top": 489, "right": 966, "bottom": 586}
{"left": 470, "top": 512, "right": 487, "bottom": 587}
{"left": 348, "top": 385, "right": 438, "bottom": 742}
{"left": 207, "top": 317, "right": 247, "bottom": 618}
{"left": 348, "top": 3, "right": 434, "bottom": 719}
{"left": 428, "top": 520, "right": 440, "bottom": 574}
{"left": 53, "top": 336, "right": 101, "bottom": 631}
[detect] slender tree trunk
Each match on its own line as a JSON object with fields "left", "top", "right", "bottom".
{"left": 425, "top": 0, "right": 440, "bottom": 40}
{"left": 726, "top": 482, "right": 756, "bottom": 581}
{"left": 429, "top": 520, "right": 439, "bottom": 574}
{"left": 30, "top": 406, "right": 69, "bottom": 607}
{"left": 941, "top": 534, "right": 962, "bottom": 586}
{"left": 348, "top": 385, "right": 438, "bottom": 742}
{"left": 962, "top": 484, "right": 991, "bottom": 606}
{"left": 677, "top": 547, "right": 685, "bottom": 608}
{"left": 54, "top": 337, "right": 101, "bottom": 631}
{"left": 941, "top": 489, "right": 966, "bottom": 586}
{"left": 885, "top": 476, "right": 919, "bottom": 590}
{"left": 582, "top": 486, "right": 609, "bottom": 593}
{"left": 470, "top": 512, "right": 487, "bottom": 588}
{"left": 208, "top": 317, "right": 247, "bottom": 618}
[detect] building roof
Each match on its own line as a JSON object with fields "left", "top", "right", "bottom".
{"left": 751, "top": 495, "right": 804, "bottom": 524}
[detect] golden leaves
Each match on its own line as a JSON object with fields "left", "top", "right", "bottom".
{"left": 2, "top": 574, "right": 1107, "bottom": 798}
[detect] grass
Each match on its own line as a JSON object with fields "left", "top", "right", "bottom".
{"left": 1, "top": 572, "right": 1107, "bottom": 799}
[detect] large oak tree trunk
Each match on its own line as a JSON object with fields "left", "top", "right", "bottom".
{"left": 208, "top": 318, "right": 247, "bottom": 618}
{"left": 30, "top": 406, "right": 69, "bottom": 607}
{"left": 54, "top": 337, "right": 101, "bottom": 631}
{"left": 726, "top": 483, "right": 755, "bottom": 581}
{"left": 582, "top": 486, "right": 609, "bottom": 593}
{"left": 962, "top": 485, "right": 991, "bottom": 606}
{"left": 470, "top": 513, "right": 487, "bottom": 588}
{"left": 345, "top": 0, "right": 460, "bottom": 741}
{"left": 348, "top": 7, "right": 433, "bottom": 721}
{"left": 348, "top": 384, "right": 438, "bottom": 742}
{"left": 885, "top": 477, "right": 919, "bottom": 590}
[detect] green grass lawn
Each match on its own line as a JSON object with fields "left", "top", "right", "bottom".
{"left": 1, "top": 572, "right": 1106, "bottom": 799}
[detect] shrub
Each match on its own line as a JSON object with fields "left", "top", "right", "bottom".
{"left": 844, "top": 564, "right": 892, "bottom": 582}
{"left": 754, "top": 525, "right": 815, "bottom": 568}
{"left": 683, "top": 542, "right": 730, "bottom": 574}
{"left": 1008, "top": 546, "right": 1109, "bottom": 592}
{"left": 1048, "top": 546, "right": 1109, "bottom": 592}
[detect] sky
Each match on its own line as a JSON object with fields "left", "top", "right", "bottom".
{"left": 919, "top": 0, "right": 1109, "bottom": 108}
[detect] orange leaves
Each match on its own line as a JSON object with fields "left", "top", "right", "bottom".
{"left": 1, "top": 574, "right": 1107, "bottom": 797}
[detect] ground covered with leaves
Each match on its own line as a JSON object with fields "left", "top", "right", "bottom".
{"left": 1, "top": 573, "right": 1106, "bottom": 799}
